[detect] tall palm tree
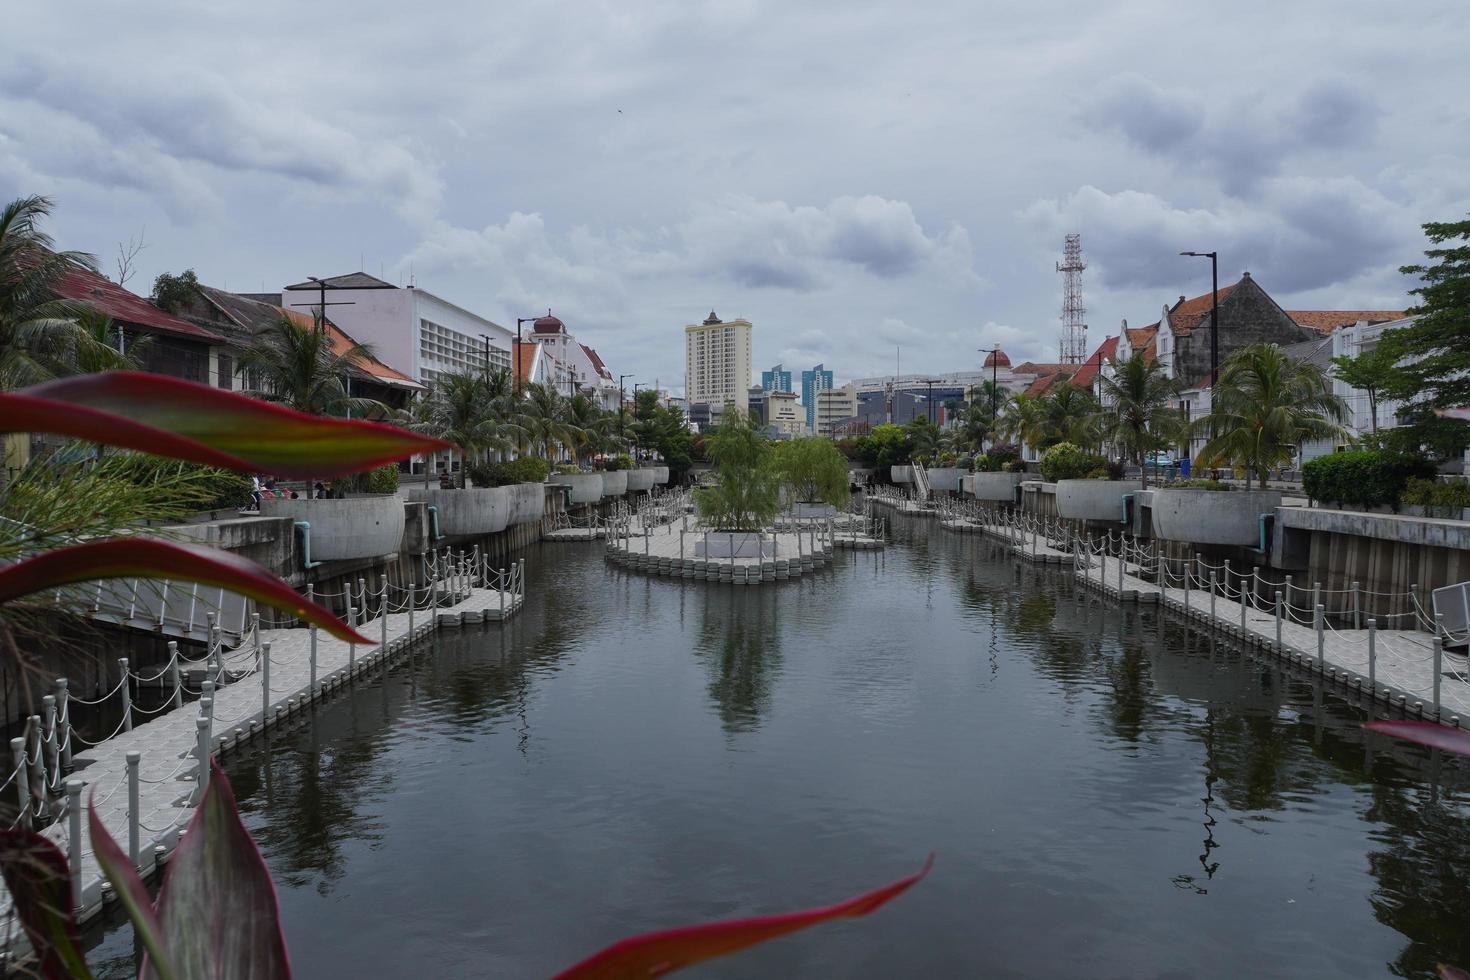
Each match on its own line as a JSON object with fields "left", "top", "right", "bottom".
{"left": 1037, "top": 383, "right": 1101, "bottom": 450}
{"left": 998, "top": 393, "right": 1048, "bottom": 453}
{"left": 67, "top": 306, "right": 146, "bottom": 375}
{"left": 946, "top": 401, "right": 995, "bottom": 454}
{"left": 236, "top": 313, "right": 384, "bottom": 418}
{"left": 566, "top": 393, "right": 613, "bottom": 465}
{"left": 0, "top": 195, "right": 98, "bottom": 390}
{"left": 1193, "top": 343, "right": 1348, "bottom": 489}
{"left": 519, "top": 383, "right": 580, "bottom": 463}
{"left": 1097, "top": 353, "right": 1183, "bottom": 487}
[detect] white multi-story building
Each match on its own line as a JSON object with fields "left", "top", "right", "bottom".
{"left": 814, "top": 383, "right": 858, "bottom": 437}
{"left": 281, "top": 273, "right": 512, "bottom": 387}
{"left": 526, "top": 311, "right": 621, "bottom": 410}
{"left": 766, "top": 389, "right": 805, "bottom": 437}
{"left": 685, "top": 310, "right": 752, "bottom": 415}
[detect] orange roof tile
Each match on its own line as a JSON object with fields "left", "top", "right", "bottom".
{"left": 1167, "top": 284, "right": 1237, "bottom": 336}
{"left": 1070, "top": 336, "right": 1119, "bottom": 387}
{"left": 1011, "top": 361, "right": 1066, "bottom": 376}
{"left": 513, "top": 339, "right": 538, "bottom": 387}
{"left": 1024, "top": 371, "right": 1071, "bottom": 396}
{"left": 1288, "top": 310, "right": 1405, "bottom": 335}
{"left": 54, "top": 264, "right": 224, "bottom": 343}
{"left": 277, "top": 308, "right": 420, "bottom": 388}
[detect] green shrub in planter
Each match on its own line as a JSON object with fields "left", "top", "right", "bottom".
{"left": 555, "top": 463, "right": 581, "bottom": 475}
{"left": 1039, "top": 442, "right": 1105, "bottom": 483}
{"left": 1170, "top": 478, "right": 1232, "bottom": 490}
{"left": 1301, "top": 450, "right": 1436, "bottom": 510}
{"left": 335, "top": 462, "right": 399, "bottom": 495}
{"left": 467, "top": 457, "right": 551, "bottom": 487}
{"left": 616, "top": 453, "right": 635, "bottom": 471}
{"left": 955, "top": 455, "right": 974, "bottom": 472}
{"left": 1402, "top": 477, "right": 1470, "bottom": 510}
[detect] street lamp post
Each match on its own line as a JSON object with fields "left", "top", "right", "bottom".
{"left": 978, "top": 347, "right": 1001, "bottom": 434}
{"left": 1180, "top": 251, "right": 1219, "bottom": 385}
{"left": 619, "top": 374, "right": 634, "bottom": 445}
{"left": 922, "top": 379, "right": 939, "bottom": 425}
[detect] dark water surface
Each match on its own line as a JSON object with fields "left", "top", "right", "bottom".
{"left": 88, "top": 516, "right": 1470, "bottom": 978}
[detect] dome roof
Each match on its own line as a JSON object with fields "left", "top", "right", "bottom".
{"left": 983, "top": 349, "right": 1011, "bottom": 368}
{"left": 532, "top": 310, "right": 565, "bottom": 334}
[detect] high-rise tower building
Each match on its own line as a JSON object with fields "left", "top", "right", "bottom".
{"left": 801, "top": 363, "right": 834, "bottom": 430}
{"left": 685, "top": 310, "right": 753, "bottom": 415}
{"left": 761, "top": 363, "right": 794, "bottom": 394}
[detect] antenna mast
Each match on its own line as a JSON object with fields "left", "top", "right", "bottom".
{"left": 1057, "top": 233, "right": 1087, "bottom": 364}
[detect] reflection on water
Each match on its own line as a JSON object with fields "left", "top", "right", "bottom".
{"left": 86, "top": 523, "right": 1470, "bottom": 979}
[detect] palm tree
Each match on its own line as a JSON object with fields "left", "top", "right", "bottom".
{"left": 66, "top": 306, "right": 147, "bottom": 375}
{"left": 519, "top": 383, "right": 581, "bottom": 463}
{"left": 1097, "top": 353, "right": 1183, "bottom": 487}
{"left": 905, "top": 416, "right": 941, "bottom": 460}
{"left": 998, "top": 393, "right": 1048, "bottom": 453}
{"left": 236, "top": 313, "right": 384, "bottom": 418}
{"left": 566, "top": 393, "right": 613, "bottom": 466}
{"left": 1193, "top": 343, "right": 1349, "bottom": 489}
{"left": 1037, "top": 383, "right": 1101, "bottom": 450}
{"left": 946, "top": 401, "right": 995, "bottom": 454}
{"left": 0, "top": 195, "right": 98, "bottom": 390}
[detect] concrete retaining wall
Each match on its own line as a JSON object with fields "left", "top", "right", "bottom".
{"left": 404, "top": 487, "right": 511, "bottom": 536}
{"left": 555, "top": 474, "right": 604, "bottom": 504}
{"left": 1151, "top": 488, "right": 1281, "bottom": 546}
{"left": 966, "top": 472, "right": 1023, "bottom": 502}
{"left": 601, "top": 471, "right": 628, "bottom": 497}
{"left": 507, "top": 483, "right": 545, "bottom": 525}
{"left": 627, "top": 469, "right": 656, "bottom": 492}
{"left": 1019, "top": 481, "right": 1059, "bottom": 519}
{"left": 891, "top": 465, "right": 913, "bottom": 483}
{"left": 927, "top": 468, "right": 962, "bottom": 492}
{"left": 1055, "top": 480, "right": 1142, "bottom": 522}
{"left": 260, "top": 495, "right": 405, "bottom": 561}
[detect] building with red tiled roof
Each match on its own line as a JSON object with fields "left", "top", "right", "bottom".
{"left": 1069, "top": 335, "right": 1119, "bottom": 389}
{"left": 51, "top": 264, "right": 226, "bottom": 384}
{"left": 522, "top": 309, "right": 622, "bottom": 410}
{"left": 1287, "top": 310, "right": 1405, "bottom": 335}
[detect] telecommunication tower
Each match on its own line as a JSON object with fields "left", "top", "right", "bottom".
{"left": 1056, "top": 233, "right": 1088, "bottom": 364}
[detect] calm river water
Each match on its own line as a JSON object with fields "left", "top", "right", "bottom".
{"left": 87, "top": 515, "right": 1470, "bottom": 978}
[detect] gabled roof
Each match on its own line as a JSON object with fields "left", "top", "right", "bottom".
{"left": 1287, "top": 310, "right": 1405, "bottom": 335}
{"left": 1125, "top": 323, "right": 1158, "bottom": 349}
{"left": 283, "top": 272, "right": 397, "bottom": 291}
{"left": 1011, "top": 361, "right": 1066, "bottom": 377}
{"left": 1279, "top": 334, "right": 1335, "bottom": 370}
{"left": 513, "top": 339, "right": 540, "bottom": 387}
{"left": 580, "top": 343, "right": 612, "bottom": 380}
{"left": 196, "top": 285, "right": 420, "bottom": 389}
{"left": 1070, "top": 335, "right": 1119, "bottom": 387}
{"left": 1167, "top": 284, "right": 1238, "bottom": 336}
{"left": 53, "top": 264, "right": 224, "bottom": 342}
{"left": 1025, "top": 371, "right": 1071, "bottom": 396}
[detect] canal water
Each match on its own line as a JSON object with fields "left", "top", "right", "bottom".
{"left": 86, "top": 515, "right": 1470, "bottom": 978}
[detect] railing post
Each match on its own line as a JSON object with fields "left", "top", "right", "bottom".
{"left": 126, "top": 750, "right": 140, "bottom": 868}
{"left": 196, "top": 715, "right": 211, "bottom": 799}
{"left": 1274, "top": 590, "right": 1283, "bottom": 651}
{"left": 347, "top": 606, "right": 356, "bottom": 670}
{"left": 54, "top": 678, "right": 71, "bottom": 770}
{"left": 11, "top": 737, "right": 30, "bottom": 830}
{"left": 118, "top": 658, "right": 132, "bottom": 733}
{"left": 1368, "top": 619, "right": 1377, "bottom": 694}
{"left": 1210, "top": 571, "right": 1217, "bottom": 625}
{"left": 168, "top": 642, "right": 183, "bottom": 709}
{"left": 42, "top": 695, "right": 57, "bottom": 784}
{"left": 1284, "top": 574, "right": 1293, "bottom": 612}
{"left": 261, "top": 641, "right": 271, "bottom": 721}
{"left": 408, "top": 581, "right": 416, "bottom": 640}
{"left": 1323, "top": 602, "right": 1334, "bottom": 669}
{"left": 380, "top": 585, "right": 388, "bottom": 650}
{"left": 1431, "top": 633, "right": 1444, "bottom": 716}
{"left": 1312, "top": 581, "right": 1321, "bottom": 623}
{"left": 1352, "top": 581, "right": 1361, "bottom": 631}
{"left": 1184, "top": 562, "right": 1191, "bottom": 613}
{"left": 65, "top": 779, "right": 83, "bottom": 912}
{"left": 201, "top": 680, "right": 215, "bottom": 725}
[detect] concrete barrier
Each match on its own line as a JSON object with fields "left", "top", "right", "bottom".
{"left": 554, "top": 474, "right": 604, "bottom": 505}
{"left": 627, "top": 468, "right": 656, "bottom": 492}
{"left": 891, "top": 465, "right": 913, "bottom": 483}
{"left": 1055, "top": 479, "right": 1142, "bottom": 522}
{"left": 966, "top": 471, "right": 1024, "bottom": 501}
{"left": 403, "top": 487, "right": 511, "bottom": 536}
{"left": 507, "top": 483, "right": 544, "bottom": 525}
{"left": 694, "top": 532, "right": 777, "bottom": 558}
{"left": 601, "top": 470, "right": 628, "bottom": 497}
{"left": 1151, "top": 488, "right": 1282, "bottom": 546}
{"left": 927, "top": 467, "right": 962, "bottom": 492}
{"left": 651, "top": 465, "right": 671, "bottom": 485}
{"left": 261, "top": 495, "right": 405, "bottom": 561}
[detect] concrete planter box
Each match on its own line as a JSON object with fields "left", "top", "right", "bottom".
{"left": 600, "top": 470, "right": 628, "bottom": 497}
{"left": 1055, "top": 479, "right": 1143, "bottom": 522}
{"left": 651, "top": 465, "right": 671, "bottom": 485}
{"left": 1151, "top": 488, "right": 1283, "bottom": 546}
{"left": 927, "top": 467, "right": 962, "bottom": 492}
{"left": 891, "top": 465, "right": 913, "bottom": 483}
{"left": 554, "top": 474, "right": 604, "bottom": 505}
{"left": 508, "top": 483, "right": 544, "bottom": 525}
{"left": 261, "top": 495, "right": 405, "bottom": 561}
{"left": 966, "top": 471, "right": 1024, "bottom": 501}
{"left": 404, "top": 487, "right": 510, "bottom": 536}
{"left": 695, "top": 531, "right": 777, "bottom": 558}
{"left": 626, "top": 468, "right": 656, "bottom": 492}
{"left": 1402, "top": 504, "right": 1470, "bottom": 522}
{"left": 790, "top": 502, "right": 838, "bottom": 519}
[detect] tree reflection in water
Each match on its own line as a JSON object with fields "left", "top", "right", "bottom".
{"left": 694, "top": 587, "right": 782, "bottom": 733}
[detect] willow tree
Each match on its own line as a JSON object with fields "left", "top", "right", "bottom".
{"left": 694, "top": 409, "right": 780, "bottom": 532}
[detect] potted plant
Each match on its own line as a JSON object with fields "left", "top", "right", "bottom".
{"left": 773, "top": 437, "right": 849, "bottom": 518}
{"left": 925, "top": 450, "right": 962, "bottom": 492}
{"left": 693, "top": 410, "right": 781, "bottom": 558}
{"left": 1044, "top": 443, "right": 1142, "bottom": 522}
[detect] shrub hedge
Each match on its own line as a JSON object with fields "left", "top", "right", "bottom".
{"left": 1301, "top": 450, "right": 1437, "bottom": 511}
{"left": 1039, "top": 442, "right": 1106, "bottom": 483}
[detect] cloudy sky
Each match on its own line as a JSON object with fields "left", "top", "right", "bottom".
{"left": 5, "top": 0, "right": 1468, "bottom": 392}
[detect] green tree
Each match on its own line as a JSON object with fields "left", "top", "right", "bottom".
{"left": 772, "top": 437, "right": 850, "bottom": 507}
{"left": 1381, "top": 219, "right": 1470, "bottom": 456}
{"left": 149, "top": 268, "right": 200, "bottom": 314}
{"left": 1097, "top": 352, "right": 1183, "bottom": 487}
{"left": 1330, "top": 335, "right": 1402, "bottom": 435}
{"left": 946, "top": 401, "right": 995, "bottom": 454}
{"left": 0, "top": 195, "right": 99, "bottom": 390}
{"left": 1193, "top": 343, "right": 1348, "bottom": 489}
{"left": 1037, "top": 382, "right": 1101, "bottom": 450}
{"left": 905, "top": 415, "right": 941, "bottom": 460}
{"left": 694, "top": 409, "right": 781, "bottom": 531}
{"left": 236, "top": 313, "right": 384, "bottom": 418}
{"left": 997, "top": 393, "right": 1046, "bottom": 451}
{"left": 855, "top": 423, "right": 911, "bottom": 468}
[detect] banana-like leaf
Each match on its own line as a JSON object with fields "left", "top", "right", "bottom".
{"left": 90, "top": 796, "right": 177, "bottom": 980}
{"left": 1365, "top": 720, "right": 1470, "bottom": 757}
{"left": 0, "top": 538, "right": 371, "bottom": 643}
{"left": 142, "top": 759, "right": 292, "bottom": 980}
{"left": 0, "top": 830, "right": 94, "bottom": 980}
{"left": 551, "top": 854, "right": 933, "bottom": 980}
{"left": 2, "top": 372, "right": 451, "bottom": 479}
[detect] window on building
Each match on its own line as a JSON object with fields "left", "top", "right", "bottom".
{"left": 216, "top": 352, "right": 234, "bottom": 390}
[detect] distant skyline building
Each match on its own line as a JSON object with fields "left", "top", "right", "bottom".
{"left": 685, "top": 310, "right": 752, "bottom": 416}
{"left": 761, "top": 363, "right": 794, "bottom": 394}
{"left": 801, "top": 363, "right": 834, "bottom": 430}
{"left": 814, "top": 382, "right": 858, "bottom": 438}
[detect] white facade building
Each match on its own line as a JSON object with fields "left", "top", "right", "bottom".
{"left": 281, "top": 273, "right": 512, "bottom": 387}
{"left": 526, "top": 311, "right": 621, "bottom": 410}
{"left": 814, "top": 383, "right": 858, "bottom": 437}
{"left": 685, "top": 310, "right": 752, "bottom": 415}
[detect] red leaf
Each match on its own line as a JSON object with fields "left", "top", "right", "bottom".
{"left": 551, "top": 855, "right": 933, "bottom": 980}
{"left": 1, "top": 372, "right": 450, "bottom": 479}
{"left": 1364, "top": 720, "right": 1470, "bottom": 757}
{"left": 1440, "top": 965, "right": 1470, "bottom": 980}
{"left": 144, "top": 759, "right": 292, "bottom": 980}
{"left": 0, "top": 538, "right": 370, "bottom": 643}
{"left": 90, "top": 795, "right": 176, "bottom": 980}
{"left": 0, "top": 830, "right": 93, "bottom": 979}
